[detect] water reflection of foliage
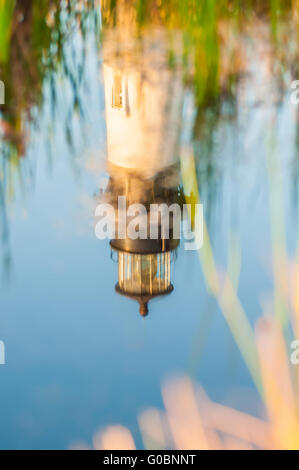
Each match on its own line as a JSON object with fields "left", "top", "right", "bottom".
{"left": 0, "top": 0, "right": 100, "bottom": 155}
{"left": 102, "top": 0, "right": 299, "bottom": 203}
{"left": 102, "top": 0, "right": 295, "bottom": 104}
{"left": 0, "top": 0, "right": 100, "bottom": 280}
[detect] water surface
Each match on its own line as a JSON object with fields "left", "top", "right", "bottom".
{"left": 0, "top": 0, "right": 298, "bottom": 449}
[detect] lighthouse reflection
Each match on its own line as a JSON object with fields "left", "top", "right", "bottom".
{"left": 101, "top": 24, "right": 185, "bottom": 316}
{"left": 105, "top": 164, "right": 184, "bottom": 316}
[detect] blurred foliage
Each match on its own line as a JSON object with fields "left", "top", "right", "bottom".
{"left": 101, "top": 0, "right": 299, "bottom": 214}
{"left": 101, "top": 0, "right": 295, "bottom": 108}
{"left": 0, "top": 0, "right": 16, "bottom": 63}
{"left": 0, "top": 0, "right": 100, "bottom": 280}
{"left": 0, "top": 0, "right": 100, "bottom": 156}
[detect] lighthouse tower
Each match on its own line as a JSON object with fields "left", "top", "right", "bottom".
{"left": 101, "top": 22, "right": 185, "bottom": 316}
